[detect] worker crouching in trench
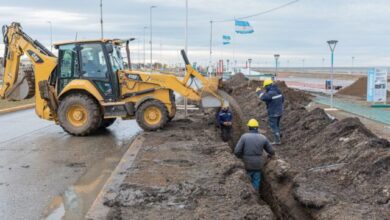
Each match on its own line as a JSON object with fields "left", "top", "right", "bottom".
{"left": 234, "top": 119, "right": 275, "bottom": 191}
{"left": 217, "top": 103, "right": 233, "bottom": 142}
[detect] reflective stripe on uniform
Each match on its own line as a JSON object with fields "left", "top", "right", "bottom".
{"left": 272, "top": 94, "right": 282, "bottom": 99}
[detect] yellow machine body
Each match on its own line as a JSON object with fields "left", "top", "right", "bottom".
{"left": 0, "top": 22, "right": 223, "bottom": 135}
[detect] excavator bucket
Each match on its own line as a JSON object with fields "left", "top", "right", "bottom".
{"left": 201, "top": 95, "right": 224, "bottom": 108}
{"left": 200, "top": 77, "right": 222, "bottom": 107}
{"left": 180, "top": 49, "right": 225, "bottom": 108}
{"left": 3, "top": 68, "right": 35, "bottom": 101}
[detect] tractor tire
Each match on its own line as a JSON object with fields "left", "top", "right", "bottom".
{"left": 58, "top": 93, "right": 102, "bottom": 136}
{"left": 100, "top": 118, "right": 116, "bottom": 129}
{"left": 136, "top": 100, "right": 168, "bottom": 131}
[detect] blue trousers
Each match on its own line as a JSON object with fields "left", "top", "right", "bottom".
{"left": 247, "top": 171, "right": 261, "bottom": 191}
{"left": 269, "top": 116, "right": 282, "bottom": 143}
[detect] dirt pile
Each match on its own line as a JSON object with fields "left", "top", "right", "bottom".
{"left": 221, "top": 73, "right": 312, "bottom": 144}
{"left": 337, "top": 77, "right": 367, "bottom": 98}
{"left": 222, "top": 74, "right": 390, "bottom": 219}
{"left": 103, "top": 111, "right": 274, "bottom": 220}
{"left": 337, "top": 76, "right": 390, "bottom": 99}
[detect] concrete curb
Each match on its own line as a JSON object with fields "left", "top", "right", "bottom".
{"left": 0, "top": 103, "right": 35, "bottom": 115}
{"left": 85, "top": 134, "right": 145, "bottom": 220}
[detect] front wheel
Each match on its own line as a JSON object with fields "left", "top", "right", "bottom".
{"left": 136, "top": 100, "right": 168, "bottom": 131}
{"left": 58, "top": 93, "right": 102, "bottom": 136}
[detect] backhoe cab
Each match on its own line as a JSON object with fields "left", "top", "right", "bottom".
{"left": 0, "top": 22, "right": 222, "bottom": 136}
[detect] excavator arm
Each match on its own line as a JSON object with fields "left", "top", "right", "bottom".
{"left": 127, "top": 49, "right": 224, "bottom": 108}
{"left": 180, "top": 49, "right": 224, "bottom": 107}
{"left": 0, "top": 22, "right": 57, "bottom": 100}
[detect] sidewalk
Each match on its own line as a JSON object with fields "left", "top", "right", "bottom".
{"left": 310, "top": 96, "right": 390, "bottom": 140}
{"left": 313, "top": 95, "right": 390, "bottom": 125}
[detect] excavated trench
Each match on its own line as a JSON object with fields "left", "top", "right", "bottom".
{"left": 220, "top": 90, "right": 312, "bottom": 219}
{"left": 219, "top": 73, "right": 390, "bottom": 220}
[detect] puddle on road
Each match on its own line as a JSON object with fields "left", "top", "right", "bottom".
{"left": 43, "top": 152, "right": 125, "bottom": 220}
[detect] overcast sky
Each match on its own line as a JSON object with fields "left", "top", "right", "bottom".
{"left": 0, "top": 0, "right": 390, "bottom": 67}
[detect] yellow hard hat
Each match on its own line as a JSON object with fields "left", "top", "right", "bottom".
{"left": 263, "top": 79, "right": 273, "bottom": 87}
{"left": 247, "top": 119, "right": 259, "bottom": 127}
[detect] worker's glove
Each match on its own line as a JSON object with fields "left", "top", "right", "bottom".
{"left": 257, "top": 92, "right": 265, "bottom": 99}
{"left": 223, "top": 122, "right": 232, "bottom": 126}
{"left": 255, "top": 87, "right": 262, "bottom": 92}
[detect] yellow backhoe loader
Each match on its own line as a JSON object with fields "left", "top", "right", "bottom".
{"left": 0, "top": 22, "right": 223, "bottom": 136}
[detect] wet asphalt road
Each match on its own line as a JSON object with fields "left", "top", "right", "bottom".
{"left": 0, "top": 109, "right": 140, "bottom": 220}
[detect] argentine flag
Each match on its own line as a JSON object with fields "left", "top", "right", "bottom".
{"left": 223, "top": 35, "right": 231, "bottom": 45}
{"left": 235, "top": 20, "right": 254, "bottom": 34}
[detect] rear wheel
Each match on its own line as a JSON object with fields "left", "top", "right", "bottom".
{"left": 58, "top": 93, "right": 102, "bottom": 136}
{"left": 168, "top": 104, "right": 176, "bottom": 122}
{"left": 100, "top": 118, "right": 116, "bottom": 129}
{"left": 136, "top": 100, "right": 168, "bottom": 131}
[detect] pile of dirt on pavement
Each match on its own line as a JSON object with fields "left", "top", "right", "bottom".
{"left": 222, "top": 73, "right": 390, "bottom": 219}
{"left": 337, "top": 76, "right": 390, "bottom": 99}
{"left": 102, "top": 110, "right": 274, "bottom": 220}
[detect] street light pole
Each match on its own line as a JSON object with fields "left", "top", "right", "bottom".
{"left": 208, "top": 20, "right": 213, "bottom": 76}
{"left": 327, "top": 40, "right": 338, "bottom": 109}
{"left": 351, "top": 56, "right": 355, "bottom": 74}
{"left": 47, "top": 21, "right": 53, "bottom": 52}
{"left": 248, "top": 58, "right": 252, "bottom": 75}
{"left": 100, "top": 0, "right": 103, "bottom": 39}
{"left": 150, "top": 6, "right": 156, "bottom": 72}
{"left": 302, "top": 59, "right": 305, "bottom": 73}
{"left": 184, "top": 0, "right": 189, "bottom": 118}
{"left": 143, "top": 26, "right": 147, "bottom": 69}
{"left": 274, "top": 54, "right": 280, "bottom": 79}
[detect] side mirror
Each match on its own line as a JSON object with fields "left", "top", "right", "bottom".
{"left": 105, "top": 44, "right": 113, "bottom": 53}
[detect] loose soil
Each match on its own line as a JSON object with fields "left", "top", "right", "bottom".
{"left": 222, "top": 73, "right": 390, "bottom": 220}
{"left": 103, "top": 111, "right": 274, "bottom": 220}
{"left": 336, "top": 76, "right": 390, "bottom": 100}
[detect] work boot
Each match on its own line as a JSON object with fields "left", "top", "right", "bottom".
{"left": 272, "top": 133, "right": 281, "bottom": 145}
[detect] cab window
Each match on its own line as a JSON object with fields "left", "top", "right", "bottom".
{"left": 80, "top": 43, "right": 108, "bottom": 78}
{"left": 58, "top": 44, "right": 79, "bottom": 91}
{"left": 58, "top": 44, "right": 79, "bottom": 79}
{"left": 109, "top": 46, "right": 124, "bottom": 72}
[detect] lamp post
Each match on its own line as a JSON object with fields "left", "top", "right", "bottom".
{"left": 351, "top": 56, "right": 355, "bottom": 74}
{"left": 208, "top": 20, "right": 213, "bottom": 76}
{"left": 184, "top": 0, "right": 189, "bottom": 118}
{"left": 226, "top": 59, "right": 230, "bottom": 73}
{"left": 327, "top": 40, "right": 338, "bottom": 109}
{"left": 302, "top": 59, "right": 305, "bottom": 73}
{"left": 143, "top": 26, "right": 147, "bottom": 69}
{"left": 100, "top": 0, "right": 103, "bottom": 39}
{"left": 248, "top": 58, "right": 252, "bottom": 75}
{"left": 47, "top": 21, "right": 53, "bottom": 52}
{"left": 274, "top": 54, "right": 280, "bottom": 79}
{"left": 150, "top": 5, "right": 157, "bottom": 72}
